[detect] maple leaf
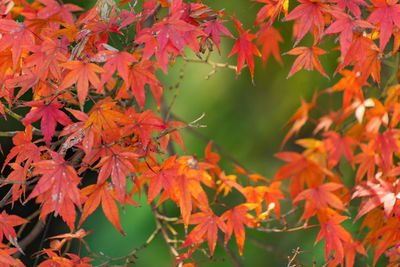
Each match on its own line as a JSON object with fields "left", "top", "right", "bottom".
{"left": 274, "top": 152, "right": 328, "bottom": 198}
{"left": 367, "top": 216, "right": 400, "bottom": 265}
{"left": 144, "top": 155, "right": 179, "bottom": 204}
{"left": 368, "top": 0, "right": 400, "bottom": 50}
{"left": 324, "top": 10, "right": 371, "bottom": 59}
{"left": 294, "top": 183, "right": 345, "bottom": 221}
{"left": 221, "top": 204, "right": 257, "bottom": 255}
{"left": 48, "top": 229, "right": 90, "bottom": 251}
{"left": 263, "top": 181, "right": 285, "bottom": 217}
{"left": 0, "top": 20, "right": 34, "bottom": 68}
{"left": 228, "top": 30, "right": 261, "bottom": 79}
{"left": 281, "top": 91, "right": 318, "bottom": 148}
{"left": 3, "top": 125, "right": 41, "bottom": 169}
{"left": 0, "top": 243, "right": 24, "bottom": 267}
{"left": 28, "top": 152, "right": 81, "bottom": 230}
{"left": 216, "top": 172, "right": 244, "bottom": 197}
{"left": 82, "top": 99, "right": 129, "bottom": 154}
{"left": 159, "top": 120, "right": 186, "bottom": 152}
{"left": 22, "top": 101, "right": 72, "bottom": 146}
{"left": 352, "top": 178, "right": 400, "bottom": 220}
{"left": 152, "top": 13, "right": 205, "bottom": 72}
{"left": 37, "top": 250, "right": 92, "bottom": 267}
{"left": 323, "top": 131, "right": 357, "bottom": 168}
{"left": 256, "top": 24, "right": 283, "bottom": 65}
{"left": 181, "top": 209, "right": 227, "bottom": 256}
{"left": 121, "top": 108, "right": 166, "bottom": 151}
{"left": 254, "top": 0, "right": 289, "bottom": 24}
{"left": 92, "top": 49, "right": 137, "bottom": 87}
{"left": 315, "top": 211, "right": 353, "bottom": 264}
{"left": 95, "top": 146, "right": 138, "bottom": 204}
{"left": 354, "top": 143, "right": 377, "bottom": 182}
{"left": 330, "top": 70, "right": 367, "bottom": 109}
{"left": 121, "top": 60, "right": 161, "bottom": 109}
{"left": 339, "top": 34, "right": 382, "bottom": 83}
{"left": 0, "top": 211, "right": 26, "bottom": 243}
{"left": 5, "top": 163, "right": 28, "bottom": 204}
{"left": 373, "top": 130, "right": 399, "bottom": 170}
{"left": 331, "top": 0, "right": 368, "bottom": 18}
{"left": 37, "top": 0, "right": 82, "bottom": 25}
{"left": 59, "top": 61, "right": 104, "bottom": 107}
{"left": 284, "top": 0, "right": 329, "bottom": 45}
{"left": 79, "top": 183, "right": 135, "bottom": 235}
{"left": 285, "top": 46, "right": 327, "bottom": 78}
{"left": 203, "top": 19, "right": 233, "bottom": 53}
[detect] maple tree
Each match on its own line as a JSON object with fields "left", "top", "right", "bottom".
{"left": 0, "top": 0, "right": 400, "bottom": 266}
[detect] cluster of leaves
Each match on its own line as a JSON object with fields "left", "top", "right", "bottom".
{"left": 0, "top": 0, "right": 400, "bottom": 266}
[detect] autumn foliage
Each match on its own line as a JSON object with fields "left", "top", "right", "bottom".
{"left": 0, "top": 0, "right": 400, "bottom": 266}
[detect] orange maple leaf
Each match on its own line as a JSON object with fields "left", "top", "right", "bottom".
{"left": 221, "top": 204, "right": 257, "bottom": 255}
{"left": 60, "top": 61, "right": 104, "bottom": 107}
{"left": 181, "top": 209, "right": 227, "bottom": 256}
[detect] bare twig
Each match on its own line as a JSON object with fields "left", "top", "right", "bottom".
{"left": 94, "top": 226, "right": 162, "bottom": 267}
{"left": 287, "top": 247, "right": 301, "bottom": 267}
{"left": 183, "top": 56, "right": 240, "bottom": 80}
{"left": 155, "top": 113, "right": 207, "bottom": 141}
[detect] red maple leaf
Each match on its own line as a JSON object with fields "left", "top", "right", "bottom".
{"left": 254, "top": 0, "right": 289, "bottom": 24}
{"left": 331, "top": 0, "right": 368, "bottom": 18}
{"left": 285, "top": 46, "right": 328, "bottom": 78}
{"left": 181, "top": 209, "right": 227, "bottom": 256}
{"left": 294, "top": 183, "right": 346, "bottom": 221}
{"left": 0, "top": 211, "right": 26, "bottom": 243}
{"left": 372, "top": 130, "right": 399, "bottom": 170}
{"left": 3, "top": 125, "right": 42, "bottom": 169}
{"left": 284, "top": 0, "right": 329, "bottom": 45}
{"left": 368, "top": 0, "right": 400, "bottom": 50}
{"left": 203, "top": 19, "right": 233, "bottom": 53}
{"left": 315, "top": 211, "right": 353, "bottom": 264}
{"left": 274, "top": 151, "right": 329, "bottom": 198}
{"left": 121, "top": 60, "right": 161, "bottom": 109}
{"left": 229, "top": 30, "right": 261, "bottom": 79}
{"left": 152, "top": 13, "right": 204, "bottom": 72}
{"left": 323, "top": 131, "right": 357, "bottom": 168}
{"left": 95, "top": 147, "right": 138, "bottom": 204}
{"left": 339, "top": 34, "right": 382, "bottom": 83}
{"left": 92, "top": 50, "right": 137, "bottom": 87}
{"left": 0, "top": 243, "right": 23, "bottom": 267}
{"left": 324, "top": 10, "right": 371, "bottom": 59}
{"left": 37, "top": 0, "right": 82, "bottom": 25}
{"left": 0, "top": 20, "right": 34, "bottom": 68}
{"left": 22, "top": 101, "right": 72, "bottom": 146}
{"left": 28, "top": 152, "right": 81, "bottom": 230}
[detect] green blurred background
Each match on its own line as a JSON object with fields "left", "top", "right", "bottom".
{"left": 7, "top": 0, "right": 384, "bottom": 266}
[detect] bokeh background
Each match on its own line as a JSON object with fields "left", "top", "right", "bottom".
{"left": 0, "top": 0, "right": 386, "bottom": 266}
